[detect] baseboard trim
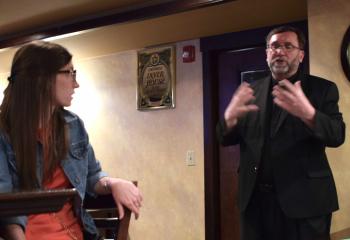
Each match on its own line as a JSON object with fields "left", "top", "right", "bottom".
{"left": 331, "top": 227, "right": 350, "bottom": 240}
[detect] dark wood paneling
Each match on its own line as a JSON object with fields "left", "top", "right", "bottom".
{"left": 0, "top": 0, "right": 235, "bottom": 49}
{"left": 203, "top": 50, "right": 221, "bottom": 240}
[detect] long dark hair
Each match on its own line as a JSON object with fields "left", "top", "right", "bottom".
{"left": 0, "top": 41, "right": 72, "bottom": 190}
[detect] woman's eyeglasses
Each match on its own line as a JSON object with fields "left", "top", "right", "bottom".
{"left": 57, "top": 69, "right": 77, "bottom": 80}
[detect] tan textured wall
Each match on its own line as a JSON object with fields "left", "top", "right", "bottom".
{"left": 308, "top": 0, "right": 350, "bottom": 233}
{"left": 68, "top": 40, "right": 204, "bottom": 239}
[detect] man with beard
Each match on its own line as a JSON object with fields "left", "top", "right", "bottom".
{"left": 217, "top": 26, "right": 345, "bottom": 240}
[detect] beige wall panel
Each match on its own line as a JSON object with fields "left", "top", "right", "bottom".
{"left": 68, "top": 39, "right": 204, "bottom": 239}
{"left": 308, "top": 0, "right": 350, "bottom": 233}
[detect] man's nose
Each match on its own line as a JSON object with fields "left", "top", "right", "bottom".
{"left": 274, "top": 47, "right": 287, "bottom": 55}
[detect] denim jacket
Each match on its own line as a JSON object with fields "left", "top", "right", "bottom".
{"left": 0, "top": 110, "right": 107, "bottom": 239}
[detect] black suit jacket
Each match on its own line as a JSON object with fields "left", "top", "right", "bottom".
{"left": 217, "top": 73, "right": 345, "bottom": 218}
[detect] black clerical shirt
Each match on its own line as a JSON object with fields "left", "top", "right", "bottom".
{"left": 257, "top": 70, "right": 301, "bottom": 185}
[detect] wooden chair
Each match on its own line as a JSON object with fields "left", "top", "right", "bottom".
{"left": 0, "top": 189, "right": 77, "bottom": 217}
{"left": 83, "top": 182, "right": 137, "bottom": 240}
{"left": 0, "top": 189, "right": 77, "bottom": 239}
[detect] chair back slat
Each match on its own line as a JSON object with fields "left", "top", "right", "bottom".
{"left": 83, "top": 181, "right": 137, "bottom": 240}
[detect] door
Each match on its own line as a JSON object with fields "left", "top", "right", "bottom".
{"left": 201, "top": 21, "right": 308, "bottom": 240}
{"left": 217, "top": 47, "right": 268, "bottom": 239}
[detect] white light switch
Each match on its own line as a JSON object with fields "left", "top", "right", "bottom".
{"left": 186, "top": 150, "right": 195, "bottom": 166}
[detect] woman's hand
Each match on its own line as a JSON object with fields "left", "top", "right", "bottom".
{"left": 98, "top": 177, "right": 143, "bottom": 219}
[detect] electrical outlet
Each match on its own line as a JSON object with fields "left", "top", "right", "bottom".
{"left": 186, "top": 150, "right": 195, "bottom": 166}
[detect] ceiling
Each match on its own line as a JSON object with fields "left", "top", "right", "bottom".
{"left": 0, "top": 0, "right": 307, "bottom": 73}
{"left": 0, "top": 0, "right": 155, "bottom": 36}
{"left": 0, "top": 0, "right": 232, "bottom": 47}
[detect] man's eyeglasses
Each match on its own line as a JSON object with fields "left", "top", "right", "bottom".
{"left": 57, "top": 69, "right": 77, "bottom": 80}
{"left": 267, "top": 43, "right": 303, "bottom": 52}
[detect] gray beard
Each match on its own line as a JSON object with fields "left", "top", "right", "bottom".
{"left": 269, "top": 56, "right": 300, "bottom": 79}
{"left": 270, "top": 64, "right": 289, "bottom": 75}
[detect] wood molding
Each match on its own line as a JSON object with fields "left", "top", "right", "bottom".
{"left": 0, "top": 0, "right": 235, "bottom": 49}
{"left": 331, "top": 227, "right": 350, "bottom": 240}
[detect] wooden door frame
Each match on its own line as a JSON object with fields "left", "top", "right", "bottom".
{"left": 200, "top": 20, "right": 308, "bottom": 240}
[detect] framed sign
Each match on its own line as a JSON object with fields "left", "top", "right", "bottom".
{"left": 137, "top": 46, "right": 175, "bottom": 110}
{"left": 341, "top": 26, "right": 350, "bottom": 82}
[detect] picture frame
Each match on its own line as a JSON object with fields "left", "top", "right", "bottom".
{"left": 137, "top": 45, "right": 176, "bottom": 110}
{"left": 341, "top": 26, "right": 350, "bottom": 82}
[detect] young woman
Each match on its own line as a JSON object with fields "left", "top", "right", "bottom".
{"left": 0, "top": 41, "right": 142, "bottom": 240}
